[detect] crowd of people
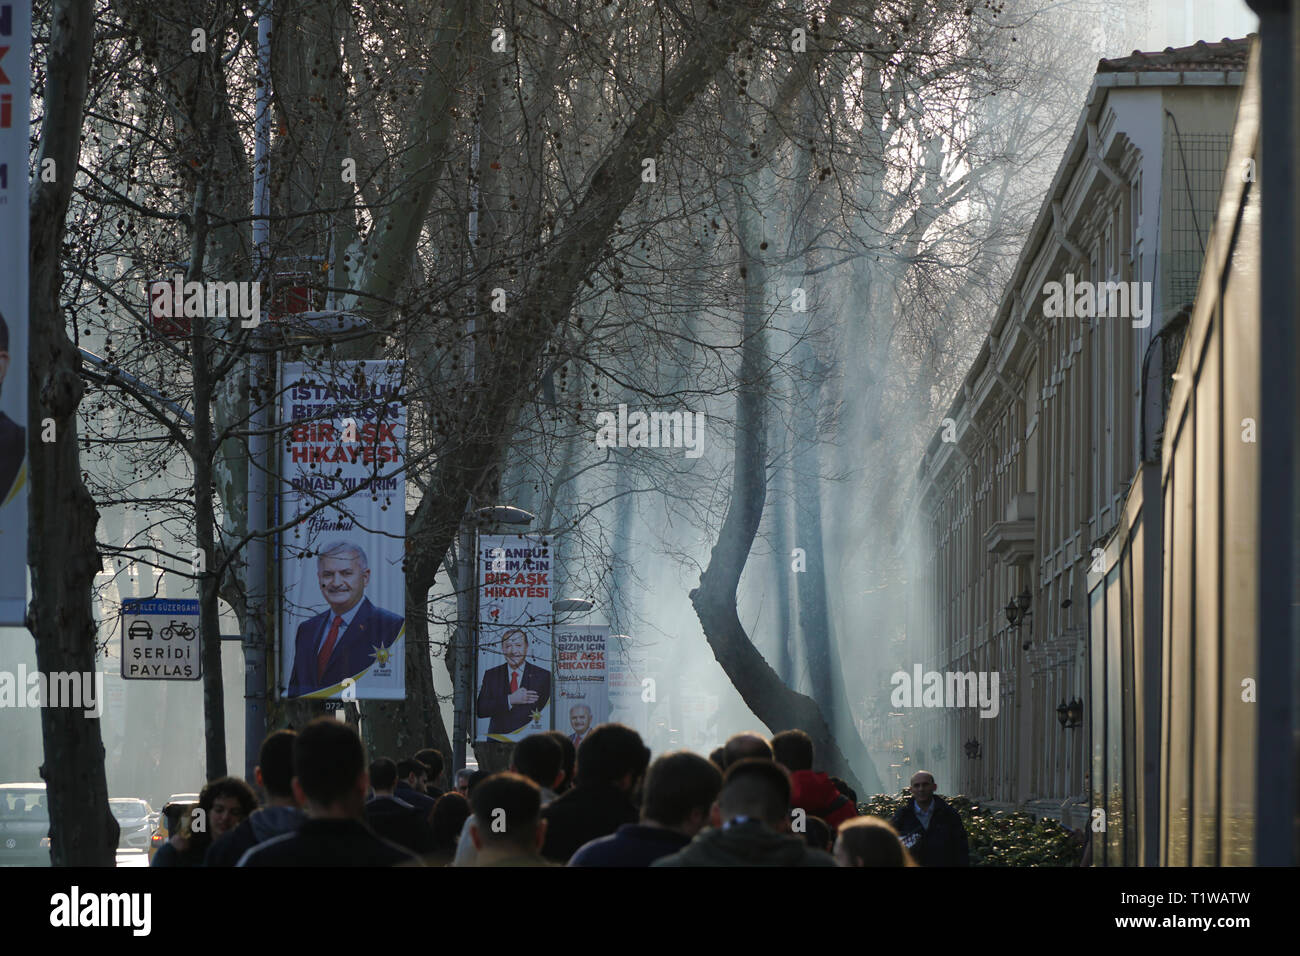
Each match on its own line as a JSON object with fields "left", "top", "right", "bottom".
{"left": 152, "top": 719, "right": 970, "bottom": 867}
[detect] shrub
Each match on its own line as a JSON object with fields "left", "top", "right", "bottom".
{"left": 857, "top": 791, "right": 1084, "bottom": 867}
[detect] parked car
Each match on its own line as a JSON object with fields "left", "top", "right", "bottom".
{"left": 148, "top": 793, "right": 200, "bottom": 862}
{"left": 110, "top": 798, "right": 155, "bottom": 850}
{"left": 0, "top": 783, "right": 51, "bottom": 867}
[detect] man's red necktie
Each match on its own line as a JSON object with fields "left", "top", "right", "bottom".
{"left": 317, "top": 616, "right": 343, "bottom": 681}
{"left": 510, "top": 670, "right": 519, "bottom": 694}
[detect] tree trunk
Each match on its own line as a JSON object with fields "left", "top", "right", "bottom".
{"left": 28, "top": 0, "right": 119, "bottom": 866}
{"left": 690, "top": 82, "right": 881, "bottom": 795}
{"left": 766, "top": 424, "right": 795, "bottom": 683}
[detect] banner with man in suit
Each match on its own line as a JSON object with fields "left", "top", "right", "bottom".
{"left": 556, "top": 625, "right": 608, "bottom": 750}
{"left": 475, "top": 535, "right": 552, "bottom": 742}
{"left": 280, "top": 360, "right": 406, "bottom": 700}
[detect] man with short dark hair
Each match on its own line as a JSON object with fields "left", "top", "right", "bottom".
{"left": 205, "top": 730, "right": 304, "bottom": 866}
{"left": 239, "top": 719, "right": 420, "bottom": 866}
{"left": 541, "top": 723, "right": 649, "bottom": 862}
{"left": 365, "top": 757, "right": 433, "bottom": 853}
{"left": 890, "top": 771, "right": 969, "bottom": 866}
{"left": 723, "top": 731, "right": 773, "bottom": 767}
{"left": 771, "top": 728, "right": 857, "bottom": 830}
{"left": 414, "top": 748, "right": 446, "bottom": 799}
{"left": 542, "top": 730, "right": 576, "bottom": 793}
{"left": 394, "top": 757, "right": 438, "bottom": 815}
{"left": 653, "top": 759, "right": 837, "bottom": 867}
{"left": 570, "top": 751, "right": 722, "bottom": 867}
{"left": 452, "top": 732, "right": 565, "bottom": 866}
{"left": 467, "top": 773, "right": 553, "bottom": 866}
{"left": 475, "top": 629, "right": 552, "bottom": 735}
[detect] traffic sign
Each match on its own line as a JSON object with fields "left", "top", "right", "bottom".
{"left": 120, "top": 598, "right": 202, "bottom": 680}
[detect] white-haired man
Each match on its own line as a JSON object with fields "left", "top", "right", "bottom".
{"left": 288, "top": 541, "right": 404, "bottom": 696}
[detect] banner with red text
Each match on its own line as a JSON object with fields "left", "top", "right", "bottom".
{"left": 475, "top": 534, "right": 552, "bottom": 742}
{"left": 555, "top": 624, "right": 607, "bottom": 751}
{"left": 279, "top": 360, "right": 406, "bottom": 700}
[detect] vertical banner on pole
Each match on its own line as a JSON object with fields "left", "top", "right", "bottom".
{"left": 555, "top": 624, "right": 607, "bottom": 750}
{"left": 279, "top": 360, "right": 407, "bottom": 700}
{"left": 607, "top": 637, "right": 651, "bottom": 741}
{"left": 475, "top": 534, "right": 552, "bottom": 742}
{"left": 0, "top": 0, "right": 30, "bottom": 625}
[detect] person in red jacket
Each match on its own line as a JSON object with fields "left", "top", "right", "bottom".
{"left": 770, "top": 729, "right": 858, "bottom": 831}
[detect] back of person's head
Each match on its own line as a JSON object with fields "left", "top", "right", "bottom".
{"left": 415, "top": 749, "right": 444, "bottom": 786}
{"left": 575, "top": 723, "right": 650, "bottom": 787}
{"left": 257, "top": 729, "right": 297, "bottom": 800}
{"left": 430, "top": 792, "right": 470, "bottom": 851}
{"left": 723, "top": 732, "right": 773, "bottom": 768}
{"left": 642, "top": 751, "right": 722, "bottom": 829}
{"left": 835, "top": 816, "right": 914, "bottom": 867}
{"left": 396, "top": 758, "right": 424, "bottom": 783}
{"left": 770, "top": 729, "right": 815, "bottom": 772}
{"left": 465, "top": 770, "right": 489, "bottom": 796}
{"left": 542, "top": 731, "right": 576, "bottom": 792}
{"left": 470, "top": 772, "right": 543, "bottom": 852}
{"left": 511, "top": 733, "right": 564, "bottom": 791}
{"left": 708, "top": 747, "right": 726, "bottom": 771}
{"left": 802, "top": 815, "right": 832, "bottom": 852}
{"left": 294, "top": 718, "right": 366, "bottom": 810}
{"left": 718, "top": 758, "right": 791, "bottom": 828}
{"left": 370, "top": 757, "right": 399, "bottom": 792}
{"left": 830, "top": 776, "right": 857, "bottom": 805}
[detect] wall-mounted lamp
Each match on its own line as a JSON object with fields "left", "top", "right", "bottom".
{"left": 1057, "top": 698, "right": 1084, "bottom": 730}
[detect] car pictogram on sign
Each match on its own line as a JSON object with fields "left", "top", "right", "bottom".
{"left": 128, "top": 620, "right": 153, "bottom": 641}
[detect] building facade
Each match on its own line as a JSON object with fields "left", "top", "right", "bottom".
{"left": 904, "top": 39, "right": 1250, "bottom": 824}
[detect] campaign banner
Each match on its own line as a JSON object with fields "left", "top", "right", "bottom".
{"left": 120, "top": 598, "right": 201, "bottom": 680}
{"left": 606, "top": 640, "right": 651, "bottom": 740}
{"left": 0, "top": 0, "right": 29, "bottom": 625}
{"left": 474, "top": 534, "right": 552, "bottom": 742}
{"left": 279, "top": 360, "right": 406, "bottom": 700}
{"left": 555, "top": 624, "right": 607, "bottom": 750}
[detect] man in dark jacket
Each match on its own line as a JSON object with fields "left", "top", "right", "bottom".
{"left": 653, "top": 759, "right": 837, "bottom": 867}
{"left": 890, "top": 771, "right": 969, "bottom": 866}
{"left": 239, "top": 719, "right": 419, "bottom": 867}
{"left": 205, "top": 730, "right": 304, "bottom": 866}
{"left": 771, "top": 729, "right": 858, "bottom": 831}
{"left": 540, "top": 723, "right": 649, "bottom": 862}
{"left": 570, "top": 751, "right": 721, "bottom": 867}
{"left": 365, "top": 758, "right": 433, "bottom": 854}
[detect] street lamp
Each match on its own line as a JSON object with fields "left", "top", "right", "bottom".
{"left": 552, "top": 598, "right": 595, "bottom": 619}
{"left": 476, "top": 505, "right": 535, "bottom": 527}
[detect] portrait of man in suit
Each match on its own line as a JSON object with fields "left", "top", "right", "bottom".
{"left": 476, "top": 629, "right": 551, "bottom": 736}
{"left": 568, "top": 703, "right": 592, "bottom": 748}
{"left": 287, "top": 540, "right": 404, "bottom": 697}
{"left": 0, "top": 311, "right": 27, "bottom": 505}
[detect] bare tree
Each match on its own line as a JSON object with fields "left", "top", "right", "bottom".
{"left": 29, "top": 0, "right": 119, "bottom": 866}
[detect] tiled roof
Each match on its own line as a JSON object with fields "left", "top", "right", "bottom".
{"left": 1097, "top": 36, "right": 1254, "bottom": 74}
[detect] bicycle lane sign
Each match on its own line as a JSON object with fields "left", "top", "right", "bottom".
{"left": 120, "top": 598, "right": 202, "bottom": 680}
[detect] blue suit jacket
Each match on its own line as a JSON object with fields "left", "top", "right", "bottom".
{"left": 287, "top": 597, "right": 404, "bottom": 697}
{"left": 476, "top": 661, "right": 551, "bottom": 735}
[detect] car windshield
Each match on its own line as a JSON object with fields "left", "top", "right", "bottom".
{"left": 111, "top": 800, "right": 149, "bottom": 820}
{"left": 0, "top": 789, "right": 48, "bottom": 821}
